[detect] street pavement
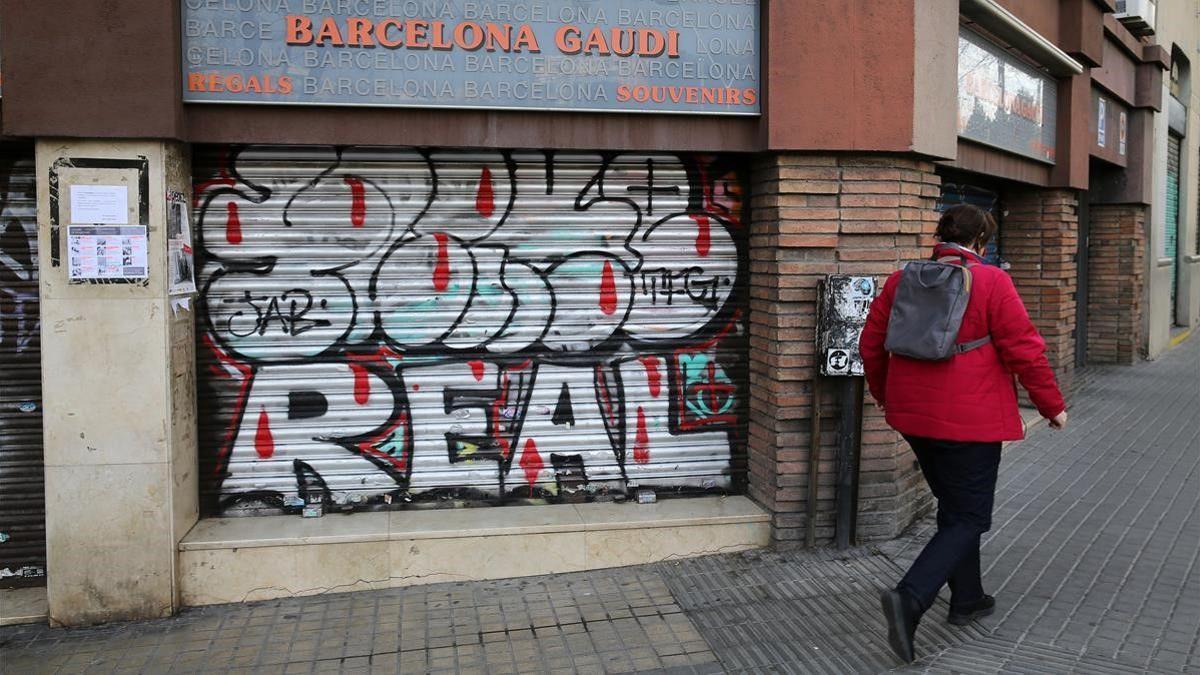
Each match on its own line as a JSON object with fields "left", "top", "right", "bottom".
{"left": 1, "top": 334, "right": 1197, "bottom": 674}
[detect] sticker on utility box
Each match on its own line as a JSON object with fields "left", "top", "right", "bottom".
{"left": 818, "top": 275, "right": 877, "bottom": 377}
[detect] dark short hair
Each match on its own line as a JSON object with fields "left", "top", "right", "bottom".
{"left": 935, "top": 204, "right": 997, "bottom": 248}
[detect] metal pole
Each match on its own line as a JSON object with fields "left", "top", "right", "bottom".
{"left": 834, "top": 377, "right": 864, "bottom": 549}
{"left": 805, "top": 375, "right": 824, "bottom": 548}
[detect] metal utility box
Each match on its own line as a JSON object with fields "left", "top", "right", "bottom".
{"left": 817, "top": 275, "right": 878, "bottom": 377}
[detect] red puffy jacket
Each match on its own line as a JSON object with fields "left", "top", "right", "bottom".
{"left": 859, "top": 244, "right": 1066, "bottom": 442}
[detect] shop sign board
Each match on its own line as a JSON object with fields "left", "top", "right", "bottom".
{"left": 957, "top": 28, "right": 1057, "bottom": 164}
{"left": 181, "top": 0, "right": 760, "bottom": 116}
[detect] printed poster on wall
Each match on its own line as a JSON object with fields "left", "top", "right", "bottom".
{"left": 180, "top": 0, "right": 760, "bottom": 115}
{"left": 67, "top": 226, "right": 149, "bottom": 281}
{"left": 167, "top": 190, "right": 197, "bottom": 296}
{"left": 66, "top": 183, "right": 149, "bottom": 282}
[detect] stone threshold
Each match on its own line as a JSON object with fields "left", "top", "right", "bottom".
{"left": 0, "top": 587, "right": 48, "bottom": 626}
{"left": 178, "top": 496, "right": 770, "bottom": 606}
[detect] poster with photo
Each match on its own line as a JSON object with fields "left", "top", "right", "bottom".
{"left": 167, "top": 190, "right": 197, "bottom": 296}
{"left": 67, "top": 225, "right": 148, "bottom": 281}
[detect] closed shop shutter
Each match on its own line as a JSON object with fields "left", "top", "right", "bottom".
{"left": 193, "top": 147, "right": 748, "bottom": 515}
{"left": 1166, "top": 133, "right": 1181, "bottom": 310}
{"left": 0, "top": 146, "right": 46, "bottom": 586}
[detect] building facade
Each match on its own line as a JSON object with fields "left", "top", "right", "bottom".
{"left": 0, "top": 0, "right": 1195, "bottom": 626}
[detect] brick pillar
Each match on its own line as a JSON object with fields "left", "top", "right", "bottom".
{"left": 1087, "top": 205, "right": 1146, "bottom": 364}
{"left": 1002, "top": 189, "right": 1080, "bottom": 389}
{"left": 747, "top": 154, "right": 940, "bottom": 547}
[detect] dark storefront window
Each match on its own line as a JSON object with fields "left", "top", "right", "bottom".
{"left": 937, "top": 183, "right": 1004, "bottom": 267}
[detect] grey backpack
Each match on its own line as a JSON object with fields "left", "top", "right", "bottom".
{"left": 884, "top": 256, "right": 991, "bottom": 361}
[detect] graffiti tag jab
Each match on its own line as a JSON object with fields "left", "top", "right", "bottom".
{"left": 195, "top": 147, "right": 746, "bottom": 513}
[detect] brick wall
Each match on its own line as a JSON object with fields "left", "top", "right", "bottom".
{"left": 1087, "top": 205, "right": 1146, "bottom": 364}
{"left": 1002, "top": 189, "right": 1080, "bottom": 389}
{"left": 747, "top": 154, "right": 940, "bottom": 547}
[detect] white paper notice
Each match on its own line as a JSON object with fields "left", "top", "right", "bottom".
{"left": 67, "top": 225, "right": 149, "bottom": 281}
{"left": 71, "top": 185, "right": 129, "bottom": 225}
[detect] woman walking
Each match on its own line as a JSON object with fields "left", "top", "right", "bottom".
{"left": 859, "top": 204, "right": 1068, "bottom": 663}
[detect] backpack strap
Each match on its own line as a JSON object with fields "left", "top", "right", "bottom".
{"left": 956, "top": 335, "right": 992, "bottom": 354}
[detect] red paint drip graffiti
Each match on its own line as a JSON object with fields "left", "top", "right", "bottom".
{"left": 634, "top": 407, "right": 650, "bottom": 464}
{"left": 254, "top": 408, "right": 274, "bottom": 459}
{"left": 640, "top": 356, "right": 662, "bottom": 398}
{"left": 468, "top": 360, "right": 486, "bottom": 382}
{"left": 344, "top": 176, "right": 366, "bottom": 227}
{"left": 348, "top": 363, "right": 370, "bottom": 405}
{"left": 225, "top": 202, "right": 243, "bottom": 245}
{"left": 475, "top": 166, "right": 495, "bottom": 218}
{"left": 690, "top": 214, "right": 711, "bottom": 257}
{"left": 519, "top": 438, "right": 544, "bottom": 493}
{"left": 432, "top": 232, "right": 451, "bottom": 291}
{"left": 599, "top": 260, "right": 618, "bottom": 315}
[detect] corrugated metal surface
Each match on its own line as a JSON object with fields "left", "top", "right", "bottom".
{"left": 193, "top": 146, "right": 748, "bottom": 515}
{"left": 1166, "top": 133, "right": 1180, "bottom": 309}
{"left": 0, "top": 146, "right": 46, "bottom": 586}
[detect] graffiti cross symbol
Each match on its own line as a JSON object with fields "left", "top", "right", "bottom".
{"left": 625, "top": 158, "right": 681, "bottom": 217}
{"left": 693, "top": 361, "right": 736, "bottom": 418}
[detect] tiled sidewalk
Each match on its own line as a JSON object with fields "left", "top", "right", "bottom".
{"left": 1, "top": 335, "right": 1197, "bottom": 674}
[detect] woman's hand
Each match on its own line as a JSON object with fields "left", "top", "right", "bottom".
{"left": 1049, "top": 411, "right": 1068, "bottom": 430}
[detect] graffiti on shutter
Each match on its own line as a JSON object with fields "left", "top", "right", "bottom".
{"left": 0, "top": 148, "right": 46, "bottom": 585}
{"left": 194, "top": 147, "right": 747, "bottom": 514}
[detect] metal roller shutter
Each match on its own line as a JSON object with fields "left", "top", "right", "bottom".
{"left": 1167, "top": 133, "right": 1181, "bottom": 312}
{"left": 0, "top": 146, "right": 46, "bottom": 586}
{"left": 193, "top": 146, "right": 748, "bottom": 515}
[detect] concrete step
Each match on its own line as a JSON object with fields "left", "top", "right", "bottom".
{"left": 178, "top": 496, "right": 770, "bottom": 606}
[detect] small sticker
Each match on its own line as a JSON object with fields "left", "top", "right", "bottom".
{"left": 851, "top": 277, "right": 876, "bottom": 298}
{"left": 0, "top": 532, "right": 10, "bottom": 543}
{"left": 827, "top": 349, "right": 851, "bottom": 374}
{"left": 18, "top": 401, "right": 37, "bottom": 413}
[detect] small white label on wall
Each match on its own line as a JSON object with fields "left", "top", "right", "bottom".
{"left": 70, "top": 185, "right": 129, "bottom": 224}
{"left": 1119, "top": 112, "right": 1128, "bottom": 156}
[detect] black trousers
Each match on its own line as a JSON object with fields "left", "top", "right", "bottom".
{"left": 898, "top": 436, "right": 1002, "bottom": 614}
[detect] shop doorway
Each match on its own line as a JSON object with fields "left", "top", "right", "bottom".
{"left": 936, "top": 179, "right": 1004, "bottom": 267}
{"left": 1166, "top": 133, "right": 1183, "bottom": 326}
{"left": 0, "top": 144, "right": 46, "bottom": 588}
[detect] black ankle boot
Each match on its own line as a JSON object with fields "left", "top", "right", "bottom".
{"left": 947, "top": 595, "right": 995, "bottom": 625}
{"left": 880, "top": 588, "right": 920, "bottom": 663}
